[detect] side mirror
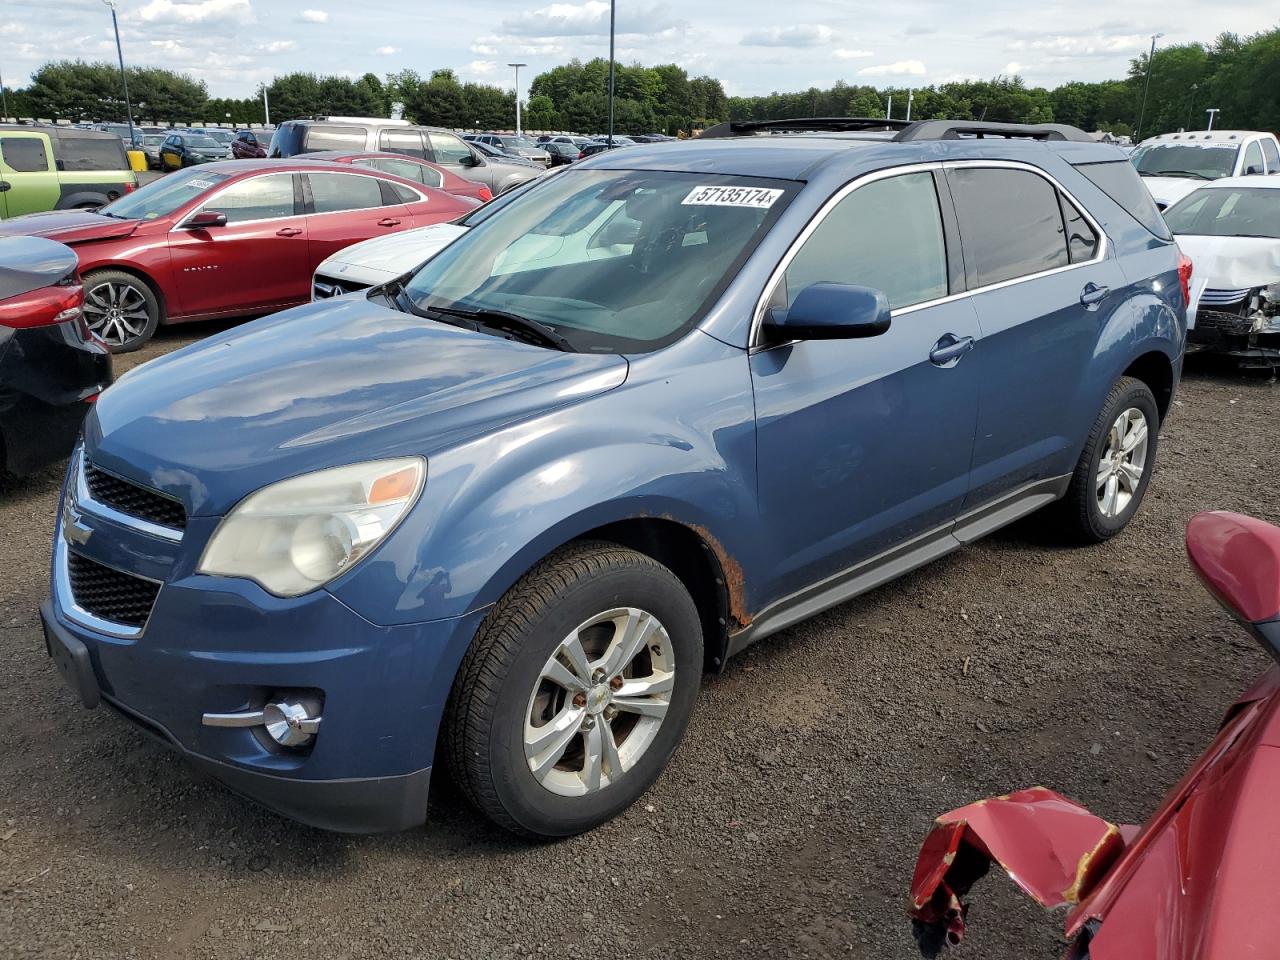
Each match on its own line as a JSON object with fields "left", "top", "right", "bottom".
{"left": 1186, "top": 511, "right": 1280, "bottom": 661}
{"left": 462, "top": 151, "right": 481, "bottom": 167}
{"left": 1245, "top": 164, "right": 1265, "bottom": 176}
{"left": 763, "top": 282, "right": 892, "bottom": 342}
{"left": 182, "top": 210, "right": 228, "bottom": 229}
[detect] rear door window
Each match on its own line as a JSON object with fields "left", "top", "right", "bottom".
{"left": 1261, "top": 138, "right": 1280, "bottom": 173}
{"left": 0, "top": 137, "right": 51, "bottom": 172}
{"left": 378, "top": 129, "right": 427, "bottom": 159}
{"left": 1243, "top": 141, "right": 1265, "bottom": 175}
{"left": 777, "top": 171, "right": 949, "bottom": 310}
{"left": 301, "top": 125, "right": 368, "bottom": 152}
{"left": 1073, "top": 159, "right": 1171, "bottom": 238}
{"left": 948, "top": 167, "right": 1069, "bottom": 287}
{"left": 1059, "top": 194, "right": 1099, "bottom": 263}
{"left": 307, "top": 173, "right": 388, "bottom": 213}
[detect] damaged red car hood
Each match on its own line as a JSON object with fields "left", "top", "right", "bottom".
{"left": 0, "top": 209, "right": 139, "bottom": 245}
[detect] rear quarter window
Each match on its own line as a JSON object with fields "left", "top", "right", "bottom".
{"left": 54, "top": 137, "right": 129, "bottom": 173}
{"left": 1075, "top": 160, "right": 1173, "bottom": 239}
{"left": 301, "top": 125, "right": 369, "bottom": 153}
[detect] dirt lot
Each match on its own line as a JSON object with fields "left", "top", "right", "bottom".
{"left": 0, "top": 328, "right": 1276, "bottom": 960}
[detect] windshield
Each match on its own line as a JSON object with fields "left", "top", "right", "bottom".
{"left": 99, "top": 168, "right": 230, "bottom": 220}
{"left": 142, "top": 135, "right": 165, "bottom": 146}
{"left": 1164, "top": 187, "right": 1280, "bottom": 239}
{"left": 186, "top": 136, "right": 221, "bottom": 148}
{"left": 504, "top": 136, "right": 537, "bottom": 149}
{"left": 402, "top": 169, "right": 795, "bottom": 353}
{"left": 1132, "top": 143, "right": 1238, "bottom": 180}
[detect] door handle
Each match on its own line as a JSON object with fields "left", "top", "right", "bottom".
{"left": 929, "top": 334, "right": 975, "bottom": 366}
{"left": 377, "top": 218, "right": 401, "bottom": 227}
{"left": 1080, "top": 282, "right": 1110, "bottom": 307}
{"left": 276, "top": 227, "right": 303, "bottom": 237}
{"left": 0, "top": 181, "right": 9, "bottom": 192}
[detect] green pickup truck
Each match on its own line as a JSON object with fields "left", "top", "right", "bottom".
{"left": 0, "top": 125, "right": 138, "bottom": 218}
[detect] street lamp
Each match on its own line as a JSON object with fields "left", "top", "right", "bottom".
{"left": 606, "top": 0, "right": 616, "bottom": 146}
{"left": 0, "top": 60, "right": 9, "bottom": 122}
{"left": 101, "top": 0, "right": 135, "bottom": 143}
{"left": 507, "top": 62, "right": 527, "bottom": 136}
{"left": 1134, "top": 32, "right": 1163, "bottom": 143}
{"left": 1184, "top": 83, "right": 1198, "bottom": 130}
{"left": 1205, "top": 108, "right": 1220, "bottom": 132}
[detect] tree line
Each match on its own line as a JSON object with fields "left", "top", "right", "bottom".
{"left": 3, "top": 27, "right": 1276, "bottom": 136}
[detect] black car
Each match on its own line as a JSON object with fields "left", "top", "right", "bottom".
{"left": 578, "top": 140, "right": 632, "bottom": 158}
{"left": 542, "top": 141, "right": 579, "bottom": 166}
{"left": 0, "top": 237, "right": 111, "bottom": 477}
{"left": 157, "top": 133, "right": 229, "bottom": 169}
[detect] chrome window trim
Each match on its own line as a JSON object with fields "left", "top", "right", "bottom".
{"left": 72, "top": 448, "right": 184, "bottom": 543}
{"left": 749, "top": 158, "right": 1111, "bottom": 346}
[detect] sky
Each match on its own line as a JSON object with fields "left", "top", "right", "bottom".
{"left": 2, "top": 0, "right": 1275, "bottom": 100}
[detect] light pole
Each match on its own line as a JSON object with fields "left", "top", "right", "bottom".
{"left": 1206, "top": 108, "right": 1220, "bottom": 132}
{"left": 262, "top": 85, "right": 271, "bottom": 125}
{"left": 507, "top": 62, "right": 527, "bottom": 135}
{"left": 0, "top": 60, "right": 9, "bottom": 121}
{"left": 906, "top": 89, "right": 914, "bottom": 121}
{"left": 606, "top": 0, "right": 616, "bottom": 146}
{"left": 101, "top": 0, "right": 135, "bottom": 143}
{"left": 1134, "top": 32, "right": 1163, "bottom": 143}
{"left": 1184, "top": 83, "right": 1197, "bottom": 130}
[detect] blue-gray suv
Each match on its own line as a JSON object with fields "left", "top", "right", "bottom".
{"left": 42, "top": 119, "right": 1188, "bottom": 838}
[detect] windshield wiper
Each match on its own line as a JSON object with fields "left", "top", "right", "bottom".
{"left": 430, "top": 303, "right": 574, "bottom": 352}
{"left": 1148, "top": 170, "right": 1213, "bottom": 180}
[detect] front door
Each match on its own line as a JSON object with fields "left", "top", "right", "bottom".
{"left": 166, "top": 172, "right": 310, "bottom": 315}
{"left": 750, "top": 169, "right": 981, "bottom": 605}
{"left": 0, "top": 132, "right": 58, "bottom": 217}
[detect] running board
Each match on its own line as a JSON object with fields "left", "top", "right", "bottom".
{"left": 725, "top": 475, "right": 1070, "bottom": 659}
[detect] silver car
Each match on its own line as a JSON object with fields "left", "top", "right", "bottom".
{"left": 469, "top": 133, "right": 551, "bottom": 167}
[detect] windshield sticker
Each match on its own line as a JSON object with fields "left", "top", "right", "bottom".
{"left": 681, "top": 185, "right": 783, "bottom": 209}
{"left": 187, "top": 179, "right": 215, "bottom": 189}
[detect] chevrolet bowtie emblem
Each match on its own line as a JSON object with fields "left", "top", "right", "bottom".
{"left": 62, "top": 499, "right": 92, "bottom": 547}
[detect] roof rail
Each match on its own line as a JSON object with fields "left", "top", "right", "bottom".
{"left": 892, "top": 120, "right": 1093, "bottom": 143}
{"left": 698, "top": 117, "right": 911, "bottom": 139}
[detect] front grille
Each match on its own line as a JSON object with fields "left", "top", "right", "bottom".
{"left": 83, "top": 461, "right": 186, "bottom": 531}
{"left": 312, "top": 275, "right": 371, "bottom": 299}
{"left": 66, "top": 551, "right": 160, "bottom": 628}
{"left": 1195, "top": 310, "right": 1251, "bottom": 334}
{"left": 1200, "top": 287, "right": 1252, "bottom": 307}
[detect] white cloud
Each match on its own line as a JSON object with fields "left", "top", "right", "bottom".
{"left": 1027, "top": 34, "right": 1148, "bottom": 57}
{"left": 259, "top": 39, "right": 296, "bottom": 53}
{"left": 1004, "top": 61, "right": 1023, "bottom": 74}
{"left": 375, "top": 45, "right": 398, "bottom": 56}
{"left": 858, "top": 59, "right": 926, "bottom": 77}
{"left": 470, "top": 42, "right": 498, "bottom": 55}
{"left": 298, "top": 8, "right": 328, "bottom": 23}
{"left": 466, "top": 60, "right": 498, "bottom": 76}
{"left": 136, "top": 0, "right": 253, "bottom": 25}
{"left": 502, "top": 1, "right": 681, "bottom": 38}
{"left": 740, "top": 24, "right": 834, "bottom": 47}
{"left": 834, "top": 48, "right": 874, "bottom": 60}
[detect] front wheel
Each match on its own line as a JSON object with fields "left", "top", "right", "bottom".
{"left": 443, "top": 542, "right": 703, "bottom": 837}
{"left": 81, "top": 270, "right": 160, "bottom": 353}
{"left": 1056, "top": 376, "right": 1159, "bottom": 543}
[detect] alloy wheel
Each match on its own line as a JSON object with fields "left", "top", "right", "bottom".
{"left": 1096, "top": 407, "right": 1149, "bottom": 518}
{"left": 524, "top": 607, "right": 674, "bottom": 797}
{"left": 83, "top": 281, "right": 150, "bottom": 348}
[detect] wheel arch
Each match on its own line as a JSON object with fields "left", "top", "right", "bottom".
{"left": 81, "top": 263, "right": 169, "bottom": 323}
{"left": 1122, "top": 350, "right": 1175, "bottom": 423}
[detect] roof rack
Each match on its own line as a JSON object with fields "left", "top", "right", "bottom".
{"left": 698, "top": 117, "right": 911, "bottom": 138}
{"left": 697, "top": 117, "right": 1094, "bottom": 144}
{"left": 893, "top": 120, "right": 1093, "bottom": 143}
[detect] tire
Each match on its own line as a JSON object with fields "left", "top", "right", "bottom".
{"left": 82, "top": 270, "right": 161, "bottom": 353}
{"left": 443, "top": 541, "right": 703, "bottom": 838}
{"left": 1056, "top": 376, "right": 1160, "bottom": 543}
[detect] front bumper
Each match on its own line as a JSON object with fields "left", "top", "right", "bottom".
{"left": 1190, "top": 311, "right": 1280, "bottom": 365}
{"left": 43, "top": 501, "right": 487, "bottom": 831}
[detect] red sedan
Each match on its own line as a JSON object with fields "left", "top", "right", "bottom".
{"left": 304, "top": 151, "right": 494, "bottom": 203}
{"left": 0, "top": 160, "right": 478, "bottom": 351}
{"left": 909, "top": 511, "right": 1280, "bottom": 960}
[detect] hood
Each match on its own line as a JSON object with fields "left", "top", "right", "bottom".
{"left": 1143, "top": 176, "right": 1208, "bottom": 208}
{"left": 1176, "top": 234, "right": 1280, "bottom": 290}
{"left": 0, "top": 209, "right": 138, "bottom": 244}
{"left": 317, "top": 223, "right": 468, "bottom": 280}
{"left": 86, "top": 297, "right": 628, "bottom": 516}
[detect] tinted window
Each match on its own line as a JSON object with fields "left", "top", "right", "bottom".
{"left": 209, "top": 174, "right": 296, "bottom": 223}
{"left": 307, "top": 173, "right": 386, "bottom": 213}
{"left": 370, "top": 156, "right": 440, "bottom": 187}
{"left": 0, "top": 137, "right": 50, "bottom": 172}
{"left": 1074, "top": 160, "right": 1170, "bottom": 238}
{"left": 1059, "top": 195, "right": 1099, "bottom": 263}
{"left": 301, "top": 124, "right": 368, "bottom": 152}
{"left": 378, "top": 129, "right": 426, "bottom": 159}
{"left": 428, "top": 131, "right": 473, "bottom": 165}
{"left": 385, "top": 181, "right": 420, "bottom": 204}
{"left": 780, "top": 172, "right": 948, "bottom": 310}
{"left": 1243, "top": 141, "right": 1265, "bottom": 175}
{"left": 1262, "top": 138, "right": 1280, "bottom": 173}
{"left": 1164, "top": 187, "right": 1280, "bottom": 239}
{"left": 1132, "top": 142, "right": 1237, "bottom": 180}
{"left": 268, "top": 123, "right": 305, "bottom": 158}
{"left": 54, "top": 136, "right": 128, "bottom": 172}
{"left": 949, "top": 168, "right": 1068, "bottom": 286}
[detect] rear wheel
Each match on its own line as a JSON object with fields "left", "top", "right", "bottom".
{"left": 443, "top": 542, "right": 702, "bottom": 837}
{"left": 81, "top": 270, "right": 160, "bottom": 353}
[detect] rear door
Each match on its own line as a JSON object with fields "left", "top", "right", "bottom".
{"left": 0, "top": 133, "right": 58, "bottom": 217}
{"left": 166, "top": 172, "right": 309, "bottom": 314}
{"left": 946, "top": 162, "right": 1126, "bottom": 508}
{"left": 302, "top": 171, "right": 411, "bottom": 270}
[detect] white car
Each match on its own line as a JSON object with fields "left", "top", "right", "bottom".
{"left": 1132, "top": 130, "right": 1280, "bottom": 209}
{"left": 312, "top": 222, "right": 470, "bottom": 299}
{"left": 1165, "top": 176, "right": 1280, "bottom": 365}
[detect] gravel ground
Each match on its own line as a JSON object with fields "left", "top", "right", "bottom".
{"left": 0, "top": 329, "right": 1276, "bottom": 959}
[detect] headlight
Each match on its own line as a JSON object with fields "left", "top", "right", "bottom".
{"left": 1262, "top": 281, "right": 1280, "bottom": 304}
{"left": 198, "top": 458, "right": 425, "bottom": 597}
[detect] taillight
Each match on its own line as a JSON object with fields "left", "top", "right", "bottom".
{"left": 578, "top": 151, "right": 586, "bottom": 159}
{"left": 1178, "top": 252, "right": 1193, "bottom": 306}
{"left": 479, "top": 186, "right": 493, "bottom": 202}
{"left": 0, "top": 281, "right": 84, "bottom": 330}
{"left": 123, "top": 180, "right": 136, "bottom": 193}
